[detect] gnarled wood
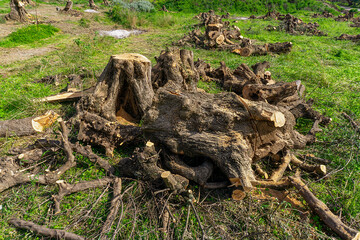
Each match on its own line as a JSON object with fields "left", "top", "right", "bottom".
{"left": 5, "top": 0, "right": 30, "bottom": 22}
{"left": 9, "top": 218, "right": 84, "bottom": 240}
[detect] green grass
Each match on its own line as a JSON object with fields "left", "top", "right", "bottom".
{"left": 0, "top": 24, "right": 60, "bottom": 48}
{"left": 0, "top": 2, "right": 360, "bottom": 239}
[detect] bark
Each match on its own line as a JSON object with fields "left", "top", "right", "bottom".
{"left": 9, "top": 218, "right": 84, "bottom": 240}
{"left": 152, "top": 48, "right": 199, "bottom": 91}
{"left": 63, "top": 0, "right": 73, "bottom": 11}
{"left": 100, "top": 178, "right": 122, "bottom": 239}
{"left": 75, "top": 53, "right": 152, "bottom": 156}
{"left": 0, "top": 111, "right": 59, "bottom": 137}
{"left": 5, "top": 0, "right": 30, "bottom": 22}
{"left": 89, "top": 0, "right": 97, "bottom": 9}
{"left": 290, "top": 176, "right": 359, "bottom": 240}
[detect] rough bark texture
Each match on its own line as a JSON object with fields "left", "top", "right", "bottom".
{"left": 89, "top": 0, "right": 97, "bottom": 9}
{"left": 0, "top": 111, "right": 59, "bottom": 137}
{"left": 75, "top": 53, "right": 153, "bottom": 156}
{"left": 9, "top": 218, "right": 85, "bottom": 240}
{"left": 290, "top": 177, "right": 359, "bottom": 240}
{"left": 5, "top": 0, "right": 30, "bottom": 22}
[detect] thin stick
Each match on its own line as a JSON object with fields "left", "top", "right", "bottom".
{"left": 181, "top": 204, "right": 191, "bottom": 240}
{"left": 189, "top": 201, "right": 205, "bottom": 240}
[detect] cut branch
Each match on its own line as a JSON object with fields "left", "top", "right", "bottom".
{"left": 53, "top": 177, "right": 112, "bottom": 214}
{"left": 290, "top": 176, "right": 359, "bottom": 240}
{"left": 9, "top": 218, "right": 85, "bottom": 240}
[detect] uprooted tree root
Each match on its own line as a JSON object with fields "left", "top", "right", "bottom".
{"left": 1, "top": 48, "right": 359, "bottom": 239}
{"left": 175, "top": 10, "right": 293, "bottom": 57}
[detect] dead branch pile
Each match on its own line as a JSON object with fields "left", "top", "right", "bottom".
{"left": 2, "top": 48, "right": 359, "bottom": 240}
{"left": 311, "top": 11, "right": 334, "bottom": 18}
{"left": 266, "top": 14, "right": 327, "bottom": 36}
{"left": 335, "top": 10, "right": 355, "bottom": 21}
{"left": 336, "top": 33, "right": 360, "bottom": 41}
{"left": 249, "top": 10, "right": 285, "bottom": 20}
{"left": 176, "top": 10, "right": 292, "bottom": 57}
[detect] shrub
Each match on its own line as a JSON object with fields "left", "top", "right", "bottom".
{"left": 108, "top": 5, "right": 138, "bottom": 28}
{"left": 112, "top": 0, "right": 154, "bottom": 12}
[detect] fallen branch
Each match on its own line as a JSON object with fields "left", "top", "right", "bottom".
{"left": 289, "top": 176, "right": 359, "bottom": 240}
{"left": 100, "top": 178, "right": 122, "bottom": 240}
{"left": 290, "top": 154, "right": 326, "bottom": 176}
{"left": 53, "top": 177, "right": 113, "bottom": 214}
{"left": 9, "top": 218, "right": 85, "bottom": 240}
{"left": 37, "top": 87, "right": 94, "bottom": 103}
{"left": 342, "top": 112, "right": 360, "bottom": 132}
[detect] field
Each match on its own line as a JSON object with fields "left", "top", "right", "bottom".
{"left": 0, "top": 0, "right": 359, "bottom": 239}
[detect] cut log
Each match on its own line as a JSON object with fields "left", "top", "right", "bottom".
{"left": 9, "top": 218, "right": 84, "bottom": 240}
{"left": 0, "top": 110, "right": 59, "bottom": 137}
{"left": 270, "top": 151, "right": 291, "bottom": 182}
{"left": 290, "top": 154, "right": 326, "bottom": 176}
{"left": 5, "top": 0, "right": 30, "bottom": 22}
{"left": 290, "top": 176, "right": 359, "bottom": 240}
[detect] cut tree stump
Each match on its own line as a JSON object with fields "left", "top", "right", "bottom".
{"left": 0, "top": 110, "right": 59, "bottom": 137}
{"left": 5, "top": 0, "right": 31, "bottom": 22}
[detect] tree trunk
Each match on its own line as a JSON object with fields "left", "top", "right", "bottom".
{"left": 5, "top": 0, "right": 30, "bottom": 22}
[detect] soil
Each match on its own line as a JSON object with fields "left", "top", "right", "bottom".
{"left": 0, "top": 4, "right": 123, "bottom": 66}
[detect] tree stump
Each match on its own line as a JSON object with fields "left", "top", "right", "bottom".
{"left": 75, "top": 53, "right": 153, "bottom": 156}
{"left": 5, "top": 0, "right": 31, "bottom": 22}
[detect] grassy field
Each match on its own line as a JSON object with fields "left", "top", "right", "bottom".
{"left": 0, "top": 0, "right": 360, "bottom": 239}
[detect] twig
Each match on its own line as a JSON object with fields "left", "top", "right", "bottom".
{"left": 342, "top": 112, "right": 360, "bottom": 132}
{"left": 189, "top": 200, "right": 206, "bottom": 240}
{"left": 181, "top": 204, "right": 191, "bottom": 240}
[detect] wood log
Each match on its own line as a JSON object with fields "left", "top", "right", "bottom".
{"left": 0, "top": 110, "right": 59, "bottom": 137}
{"left": 270, "top": 151, "right": 291, "bottom": 182}
{"left": 290, "top": 154, "right": 326, "bottom": 176}
{"left": 215, "top": 34, "right": 225, "bottom": 45}
{"left": 161, "top": 171, "right": 186, "bottom": 193}
{"left": 9, "top": 218, "right": 84, "bottom": 240}
{"left": 254, "top": 164, "right": 269, "bottom": 179}
{"left": 163, "top": 152, "right": 213, "bottom": 185}
{"left": 290, "top": 176, "right": 359, "bottom": 240}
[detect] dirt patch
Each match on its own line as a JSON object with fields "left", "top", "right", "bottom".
{"left": 0, "top": 46, "right": 56, "bottom": 65}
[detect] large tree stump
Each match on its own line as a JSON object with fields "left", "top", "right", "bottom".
{"left": 5, "top": 0, "right": 31, "bottom": 22}
{"left": 75, "top": 54, "right": 153, "bottom": 156}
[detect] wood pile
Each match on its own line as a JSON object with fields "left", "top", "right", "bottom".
{"left": 249, "top": 10, "right": 285, "bottom": 20}
{"left": 336, "top": 33, "right": 360, "bottom": 41}
{"left": 311, "top": 11, "right": 334, "bottom": 18}
{"left": 266, "top": 13, "right": 327, "bottom": 36}
{"left": 335, "top": 11, "right": 355, "bottom": 21}
{"left": 176, "top": 11, "right": 292, "bottom": 56}
{"left": 2, "top": 48, "right": 359, "bottom": 240}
